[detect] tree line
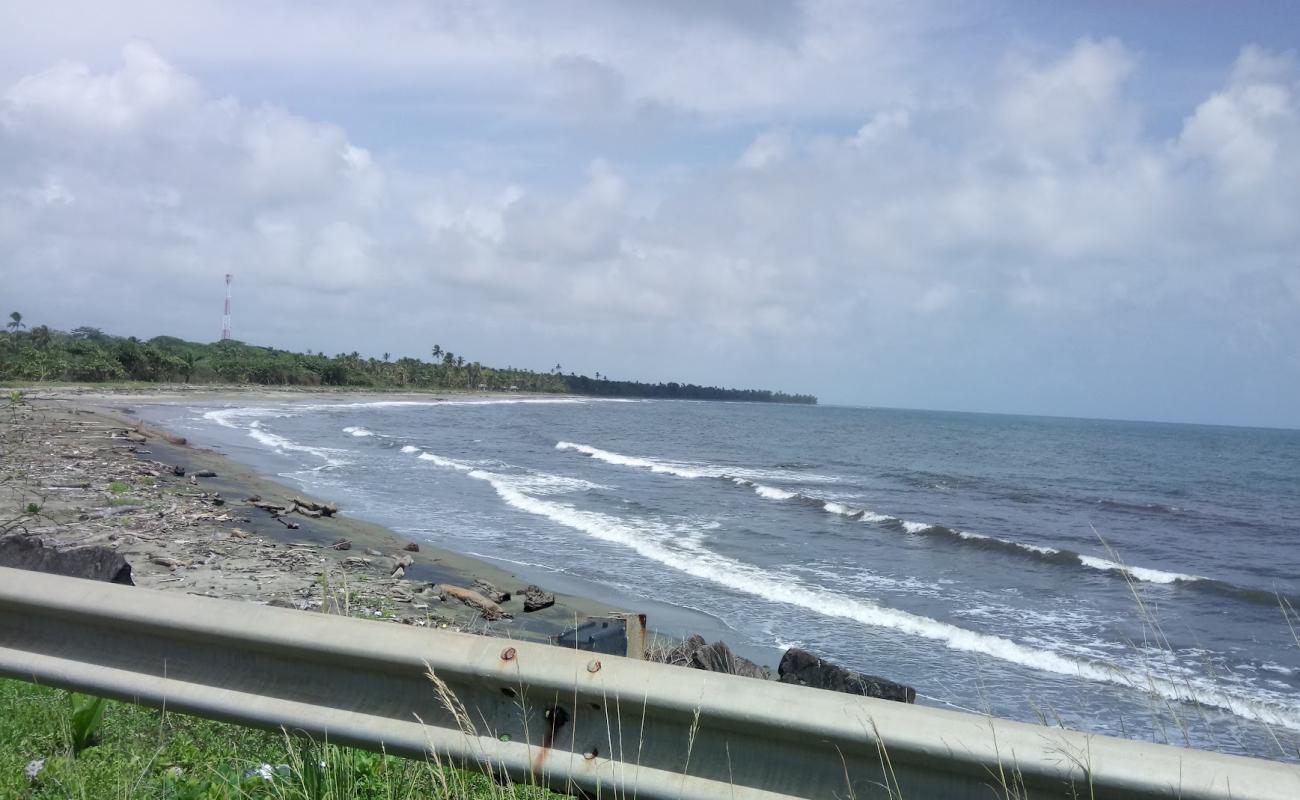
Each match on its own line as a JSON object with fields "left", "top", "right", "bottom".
{"left": 1, "top": 314, "right": 817, "bottom": 405}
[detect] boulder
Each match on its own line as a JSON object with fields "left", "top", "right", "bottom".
{"left": 777, "top": 647, "right": 915, "bottom": 703}
{"left": 402, "top": 542, "right": 420, "bottom": 552}
{"left": 472, "top": 578, "right": 510, "bottom": 604}
{"left": 0, "top": 535, "right": 133, "bottom": 585}
{"left": 521, "top": 584, "right": 555, "bottom": 613}
{"left": 656, "top": 634, "right": 771, "bottom": 679}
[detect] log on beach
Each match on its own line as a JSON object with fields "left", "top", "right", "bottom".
{"left": 437, "top": 584, "right": 510, "bottom": 621}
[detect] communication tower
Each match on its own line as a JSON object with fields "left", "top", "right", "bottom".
{"left": 221, "top": 274, "right": 233, "bottom": 340}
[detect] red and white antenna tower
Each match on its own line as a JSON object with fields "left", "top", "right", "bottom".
{"left": 221, "top": 273, "right": 233, "bottom": 340}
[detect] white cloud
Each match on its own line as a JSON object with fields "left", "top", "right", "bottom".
{"left": 1, "top": 7, "right": 1298, "bottom": 424}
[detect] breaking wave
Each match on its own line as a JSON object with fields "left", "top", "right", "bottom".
{"left": 553, "top": 440, "right": 1297, "bottom": 603}
{"left": 233, "top": 418, "right": 348, "bottom": 469}
{"left": 555, "top": 441, "right": 840, "bottom": 484}
{"left": 408, "top": 444, "right": 1300, "bottom": 732}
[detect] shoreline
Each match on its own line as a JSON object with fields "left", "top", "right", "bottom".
{"left": 2, "top": 386, "right": 623, "bottom": 643}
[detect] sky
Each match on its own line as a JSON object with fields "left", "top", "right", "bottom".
{"left": 1, "top": 1, "right": 1298, "bottom": 428}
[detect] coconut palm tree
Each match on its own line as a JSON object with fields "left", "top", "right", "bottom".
{"left": 7, "top": 312, "right": 24, "bottom": 331}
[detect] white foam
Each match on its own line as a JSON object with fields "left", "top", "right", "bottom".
{"left": 433, "top": 461, "right": 1300, "bottom": 732}
{"left": 342, "top": 426, "right": 375, "bottom": 437}
{"left": 902, "top": 520, "right": 932, "bottom": 534}
{"left": 400, "top": 445, "right": 420, "bottom": 454}
{"left": 555, "top": 441, "right": 839, "bottom": 484}
{"left": 416, "top": 452, "right": 474, "bottom": 472}
{"left": 1078, "top": 555, "right": 1201, "bottom": 584}
{"left": 957, "top": 530, "right": 1061, "bottom": 556}
{"left": 245, "top": 426, "right": 348, "bottom": 469}
{"left": 202, "top": 406, "right": 286, "bottom": 428}
{"left": 823, "top": 502, "right": 894, "bottom": 524}
{"left": 754, "top": 485, "right": 797, "bottom": 501}
{"left": 556, "top": 441, "right": 709, "bottom": 478}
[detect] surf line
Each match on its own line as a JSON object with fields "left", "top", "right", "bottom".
{"left": 409, "top": 445, "right": 1300, "bottom": 732}
{"left": 553, "top": 441, "right": 1290, "bottom": 603}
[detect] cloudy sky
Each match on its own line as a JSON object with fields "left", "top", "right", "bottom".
{"left": 2, "top": 1, "right": 1298, "bottom": 427}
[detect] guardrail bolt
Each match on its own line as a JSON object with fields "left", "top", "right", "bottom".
{"left": 501, "top": 647, "right": 516, "bottom": 661}
{"left": 583, "top": 747, "right": 599, "bottom": 760}
{"left": 586, "top": 659, "right": 601, "bottom": 673}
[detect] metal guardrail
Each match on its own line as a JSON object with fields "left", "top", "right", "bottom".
{"left": 0, "top": 566, "right": 1296, "bottom": 799}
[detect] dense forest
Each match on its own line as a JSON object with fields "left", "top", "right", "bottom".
{"left": 0, "top": 313, "right": 817, "bottom": 405}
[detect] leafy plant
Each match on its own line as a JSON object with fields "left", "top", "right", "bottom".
{"left": 25, "top": 503, "right": 40, "bottom": 514}
{"left": 69, "top": 693, "right": 106, "bottom": 755}
{"left": 109, "top": 481, "right": 130, "bottom": 494}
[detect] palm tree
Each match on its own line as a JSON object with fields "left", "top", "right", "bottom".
{"left": 382, "top": 352, "right": 390, "bottom": 362}
{"left": 431, "top": 345, "right": 442, "bottom": 361}
{"left": 7, "top": 312, "right": 24, "bottom": 331}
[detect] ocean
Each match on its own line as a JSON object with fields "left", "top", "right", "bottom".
{"left": 140, "top": 397, "right": 1300, "bottom": 761}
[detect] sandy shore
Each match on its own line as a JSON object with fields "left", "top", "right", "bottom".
{"left": 1, "top": 386, "right": 620, "bottom": 643}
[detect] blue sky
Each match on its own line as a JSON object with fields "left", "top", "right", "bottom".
{"left": 1, "top": 1, "right": 1298, "bottom": 427}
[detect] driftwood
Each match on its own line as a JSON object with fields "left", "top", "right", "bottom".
{"left": 248, "top": 499, "right": 287, "bottom": 514}
{"left": 438, "top": 584, "right": 510, "bottom": 621}
{"left": 291, "top": 497, "right": 337, "bottom": 517}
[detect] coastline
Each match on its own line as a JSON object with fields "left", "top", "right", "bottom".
{"left": 2, "top": 386, "right": 622, "bottom": 642}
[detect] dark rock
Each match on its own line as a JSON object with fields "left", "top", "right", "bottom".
{"left": 521, "top": 585, "right": 554, "bottom": 612}
{"left": 777, "top": 647, "right": 915, "bottom": 703}
{"left": 170, "top": 464, "right": 186, "bottom": 477}
{"left": 0, "top": 535, "right": 133, "bottom": 585}
{"left": 655, "top": 634, "right": 771, "bottom": 679}
{"left": 402, "top": 542, "right": 419, "bottom": 552}
{"left": 194, "top": 470, "right": 217, "bottom": 478}
{"left": 473, "top": 578, "right": 510, "bottom": 604}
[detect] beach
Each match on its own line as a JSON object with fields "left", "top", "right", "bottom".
{"left": 4, "top": 384, "right": 1299, "bottom": 763}
{"left": 1, "top": 386, "right": 620, "bottom": 641}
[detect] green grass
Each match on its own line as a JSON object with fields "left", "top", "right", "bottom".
{"left": 0, "top": 678, "right": 557, "bottom": 799}
{"left": 109, "top": 481, "right": 131, "bottom": 495}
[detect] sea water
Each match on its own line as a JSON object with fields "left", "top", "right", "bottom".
{"left": 141, "top": 398, "right": 1300, "bottom": 761}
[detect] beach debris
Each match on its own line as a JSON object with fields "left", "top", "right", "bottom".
{"left": 554, "top": 615, "right": 646, "bottom": 659}
{"left": 473, "top": 578, "right": 510, "bottom": 604}
{"left": 392, "top": 553, "right": 413, "bottom": 578}
{"left": 0, "top": 535, "right": 134, "bottom": 585}
{"left": 170, "top": 464, "right": 186, "bottom": 477}
{"left": 437, "top": 584, "right": 510, "bottom": 621}
{"left": 402, "top": 541, "right": 420, "bottom": 552}
{"left": 331, "top": 538, "right": 352, "bottom": 551}
{"left": 194, "top": 470, "right": 217, "bottom": 478}
{"left": 521, "top": 585, "right": 555, "bottom": 613}
{"left": 292, "top": 497, "right": 337, "bottom": 517}
{"left": 248, "top": 498, "right": 287, "bottom": 513}
{"left": 275, "top": 518, "right": 300, "bottom": 530}
{"left": 778, "top": 647, "right": 915, "bottom": 703}
{"left": 24, "top": 758, "right": 45, "bottom": 782}
{"left": 654, "top": 634, "right": 771, "bottom": 679}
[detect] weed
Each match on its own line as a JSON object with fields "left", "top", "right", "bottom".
{"left": 68, "top": 693, "right": 106, "bottom": 755}
{"left": 109, "top": 480, "right": 130, "bottom": 494}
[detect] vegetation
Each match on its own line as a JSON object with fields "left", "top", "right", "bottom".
{"left": 0, "top": 678, "right": 556, "bottom": 799}
{"left": 0, "top": 317, "right": 817, "bottom": 404}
